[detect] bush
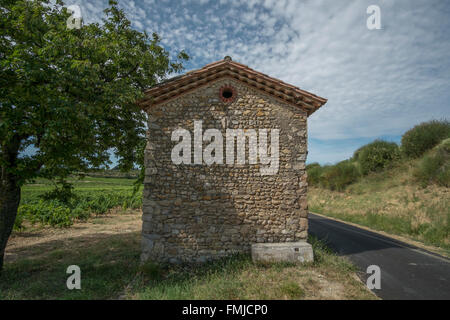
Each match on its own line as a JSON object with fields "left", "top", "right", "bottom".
{"left": 306, "top": 162, "right": 321, "bottom": 170}
{"left": 13, "top": 210, "right": 26, "bottom": 231}
{"left": 414, "top": 139, "right": 450, "bottom": 187}
{"left": 319, "top": 160, "right": 360, "bottom": 191}
{"left": 307, "top": 161, "right": 360, "bottom": 191}
{"left": 401, "top": 120, "right": 450, "bottom": 158}
{"left": 19, "top": 200, "right": 73, "bottom": 228}
{"left": 352, "top": 145, "right": 365, "bottom": 161}
{"left": 71, "top": 207, "right": 91, "bottom": 221}
{"left": 307, "top": 164, "right": 324, "bottom": 186}
{"left": 39, "top": 181, "right": 76, "bottom": 204}
{"left": 15, "top": 190, "right": 143, "bottom": 229}
{"left": 75, "top": 191, "right": 142, "bottom": 214}
{"left": 358, "top": 140, "right": 401, "bottom": 175}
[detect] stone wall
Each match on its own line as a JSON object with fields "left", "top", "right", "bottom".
{"left": 142, "top": 78, "right": 309, "bottom": 263}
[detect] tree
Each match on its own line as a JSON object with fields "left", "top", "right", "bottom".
{"left": 0, "top": 0, "right": 188, "bottom": 272}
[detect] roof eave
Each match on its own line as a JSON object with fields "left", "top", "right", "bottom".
{"left": 137, "top": 58, "right": 328, "bottom": 117}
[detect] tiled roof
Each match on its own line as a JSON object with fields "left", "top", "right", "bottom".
{"left": 138, "top": 56, "right": 327, "bottom": 116}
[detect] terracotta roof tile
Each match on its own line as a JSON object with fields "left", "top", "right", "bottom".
{"left": 138, "top": 57, "right": 327, "bottom": 116}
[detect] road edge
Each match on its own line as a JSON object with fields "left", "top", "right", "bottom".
{"left": 309, "top": 211, "right": 450, "bottom": 261}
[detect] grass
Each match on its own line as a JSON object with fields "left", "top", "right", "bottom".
{"left": 16, "top": 176, "right": 141, "bottom": 230}
{"left": 308, "top": 160, "right": 450, "bottom": 254}
{"left": 1, "top": 175, "right": 377, "bottom": 299}
{"left": 1, "top": 209, "right": 376, "bottom": 300}
{"left": 21, "top": 176, "right": 136, "bottom": 204}
{"left": 1, "top": 215, "right": 141, "bottom": 299}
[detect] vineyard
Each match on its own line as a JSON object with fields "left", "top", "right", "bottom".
{"left": 15, "top": 176, "right": 142, "bottom": 230}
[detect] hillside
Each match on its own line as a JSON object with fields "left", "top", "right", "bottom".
{"left": 308, "top": 136, "right": 449, "bottom": 255}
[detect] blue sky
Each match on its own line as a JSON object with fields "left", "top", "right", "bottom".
{"left": 70, "top": 0, "right": 450, "bottom": 165}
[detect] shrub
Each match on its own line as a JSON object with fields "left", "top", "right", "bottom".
{"left": 352, "top": 145, "right": 365, "bottom": 161}
{"left": 307, "top": 164, "right": 324, "bottom": 186}
{"left": 414, "top": 138, "right": 450, "bottom": 187}
{"left": 19, "top": 200, "right": 73, "bottom": 228}
{"left": 13, "top": 210, "right": 26, "bottom": 231}
{"left": 306, "top": 162, "right": 321, "bottom": 170}
{"left": 76, "top": 191, "right": 142, "bottom": 214}
{"left": 40, "top": 181, "right": 76, "bottom": 204}
{"left": 319, "top": 160, "right": 360, "bottom": 191}
{"left": 16, "top": 189, "right": 144, "bottom": 229}
{"left": 401, "top": 120, "right": 450, "bottom": 158}
{"left": 71, "top": 207, "right": 91, "bottom": 221}
{"left": 358, "top": 140, "right": 401, "bottom": 175}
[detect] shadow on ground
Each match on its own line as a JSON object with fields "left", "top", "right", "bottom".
{"left": 1, "top": 231, "right": 141, "bottom": 299}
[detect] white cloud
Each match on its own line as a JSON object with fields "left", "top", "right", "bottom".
{"left": 71, "top": 0, "right": 450, "bottom": 163}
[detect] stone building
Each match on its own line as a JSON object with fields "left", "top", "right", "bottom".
{"left": 138, "top": 57, "right": 327, "bottom": 263}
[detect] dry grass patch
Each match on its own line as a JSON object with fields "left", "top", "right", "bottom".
{"left": 2, "top": 209, "right": 376, "bottom": 300}
{"left": 127, "top": 236, "right": 376, "bottom": 300}
{"left": 308, "top": 165, "right": 450, "bottom": 254}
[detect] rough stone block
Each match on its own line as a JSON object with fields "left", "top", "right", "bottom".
{"left": 251, "top": 241, "right": 314, "bottom": 264}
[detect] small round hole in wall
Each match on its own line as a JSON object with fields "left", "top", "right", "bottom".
{"left": 222, "top": 89, "right": 233, "bottom": 99}
{"left": 219, "top": 85, "right": 236, "bottom": 103}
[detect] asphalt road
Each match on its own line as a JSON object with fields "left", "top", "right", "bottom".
{"left": 308, "top": 213, "right": 450, "bottom": 300}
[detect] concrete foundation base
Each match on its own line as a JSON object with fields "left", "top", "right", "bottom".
{"left": 251, "top": 241, "right": 314, "bottom": 264}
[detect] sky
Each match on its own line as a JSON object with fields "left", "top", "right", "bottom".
{"left": 68, "top": 0, "right": 450, "bottom": 165}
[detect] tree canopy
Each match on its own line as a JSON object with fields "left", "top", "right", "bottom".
{"left": 0, "top": 0, "right": 189, "bottom": 271}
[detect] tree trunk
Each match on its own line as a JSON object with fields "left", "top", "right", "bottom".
{"left": 0, "top": 168, "right": 21, "bottom": 274}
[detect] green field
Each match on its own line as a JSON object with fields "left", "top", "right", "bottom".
{"left": 16, "top": 176, "right": 141, "bottom": 229}
{"left": 21, "top": 176, "right": 137, "bottom": 203}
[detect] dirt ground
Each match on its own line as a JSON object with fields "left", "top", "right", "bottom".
{"left": 5, "top": 209, "right": 142, "bottom": 264}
